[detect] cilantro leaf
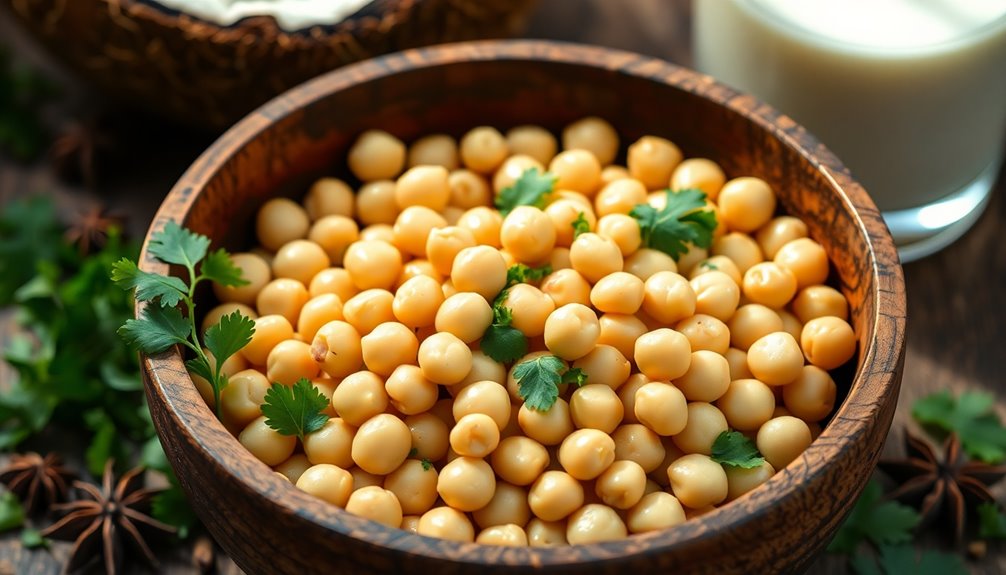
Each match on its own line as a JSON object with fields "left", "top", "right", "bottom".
{"left": 913, "top": 390, "right": 1006, "bottom": 463}
{"left": 421, "top": 458, "right": 433, "bottom": 471}
{"left": 480, "top": 299, "right": 528, "bottom": 364}
{"left": 20, "top": 528, "right": 49, "bottom": 549}
{"left": 874, "top": 545, "right": 968, "bottom": 575}
{"left": 630, "top": 188, "right": 717, "bottom": 260}
{"left": 506, "top": 263, "right": 553, "bottom": 288}
{"left": 978, "top": 502, "right": 1006, "bottom": 539}
{"left": 202, "top": 248, "right": 249, "bottom": 287}
{"left": 710, "top": 430, "right": 766, "bottom": 468}
{"left": 148, "top": 221, "right": 210, "bottom": 270}
{"left": 561, "top": 367, "right": 588, "bottom": 388}
{"left": 495, "top": 168, "right": 556, "bottom": 216}
{"left": 513, "top": 355, "right": 569, "bottom": 411}
{"left": 262, "top": 379, "right": 330, "bottom": 441}
{"left": 0, "top": 492, "right": 25, "bottom": 532}
{"left": 829, "top": 480, "right": 919, "bottom": 553}
{"left": 110, "top": 257, "right": 188, "bottom": 307}
{"left": 204, "top": 310, "right": 255, "bottom": 375}
{"left": 118, "top": 305, "right": 191, "bottom": 353}
{"left": 571, "top": 212, "right": 590, "bottom": 239}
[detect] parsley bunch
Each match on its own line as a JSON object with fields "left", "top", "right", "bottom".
{"left": 113, "top": 222, "right": 255, "bottom": 417}
{"left": 629, "top": 188, "right": 718, "bottom": 260}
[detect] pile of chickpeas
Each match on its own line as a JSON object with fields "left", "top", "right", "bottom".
{"left": 193, "top": 117, "right": 856, "bottom": 547}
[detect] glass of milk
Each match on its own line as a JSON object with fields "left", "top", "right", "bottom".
{"left": 693, "top": 0, "right": 1006, "bottom": 261}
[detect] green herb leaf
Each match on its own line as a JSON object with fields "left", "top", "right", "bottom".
{"left": 513, "top": 355, "right": 570, "bottom": 411}
{"left": 561, "top": 367, "right": 588, "bottom": 388}
{"left": 261, "top": 379, "right": 330, "bottom": 441}
{"left": 913, "top": 390, "right": 1006, "bottom": 463}
{"left": 629, "top": 188, "right": 717, "bottom": 260}
{"left": 978, "top": 502, "right": 1006, "bottom": 539}
{"left": 184, "top": 357, "right": 213, "bottom": 383}
{"left": 852, "top": 545, "right": 969, "bottom": 575}
{"left": 710, "top": 430, "right": 766, "bottom": 468}
{"left": 110, "top": 257, "right": 188, "bottom": 307}
{"left": 202, "top": 249, "right": 249, "bottom": 287}
{"left": 408, "top": 447, "right": 419, "bottom": 458}
{"left": 495, "top": 168, "right": 556, "bottom": 216}
{"left": 84, "top": 409, "right": 129, "bottom": 478}
{"left": 152, "top": 481, "right": 197, "bottom": 540}
{"left": 506, "top": 263, "right": 553, "bottom": 288}
{"left": 571, "top": 212, "right": 591, "bottom": 239}
{"left": 0, "top": 492, "right": 24, "bottom": 531}
{"left": 828, "top": 480, "right": 919, "bottom": 554}
{"left": 480, "top": 299, "right": 528, "bottom": 364}
{"left": 421, "top": 458, "right": 433, "bottom": 471}
{"left": 20, "top": 528, "right": 49, "bottom": 549}
{"left": 118, "top": 305, "right": 190, "bottom": 353}
{"left": 203, "top": 310, "right": 255, "bottom": 375}
{"left": 147, "top": 221, "right": 210, "bottom": 270}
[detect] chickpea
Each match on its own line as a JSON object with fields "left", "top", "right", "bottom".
{"left": 274, "top": 454, "right": 312, "bottom": 484}
{"left": 299, "top": 418, "right": 354, "bottom": 469}
{"left": 499, "top": 284, "right": 555, "bottom": 338}
{"left": 667, "top": 453, "right": 728, "bottom": 508}
{"left": 242, "top": 315, "right": 294, "bottom": 365}
{"left": 747, "top": 331, "right": 805, "bottom": 386}
{"left": 528, "top": 471, "right": 584, "bottom": 521}
{"left": 345, "top": 486, "right": 403, "bottom": 528}
{"left": 455, "top": 206, "right": 503, "bottom": 248}
{"left": 305, "top": 219, "right": 358, "bottom": 272}
{"left": 774, "top": 238, "right": 830, "bottom": 288}
{"left": 568, "top": 504, "right": 628, "bottom": 544}
{"left": 783, "top": 365, "right": 837, "bottom": 422}
{"left": 712, "top": 232, "right": 764, "bottom": 274}
{"left": 309, "top": 267, "right": 358, "bottom": 301}
{"left": 303, "top": 177, "right": 353, "bottom": 221}
{"left": 544, "top": 199, "right": 593, "bottom": 248}
{"left": 757, "top": 416, "right": 813, "bottom": 470}
{"left": 218, "top": 369, "right": 270, "bottom": 431}
{"left": 626, "top": 491, "right": 686, "bottom": 534}
{"left": 572, "top": 345, "right": 631, "bottom": 391}
{"left": 296, "top": 464, "right": 354, "bottom": 508}
{"left": 361, "top": 224, "right": 396, "bottom": 245}
{"left": 201, "top": 302, "right": 258, "bottom": 334}
{"left": 518, "top": 519, "right": 565, "bottom": 548}
{"left": 792, "top": 285, "right": 849, "bottom": 323}
{"left": 293, "top": 293, "right": 343, "bottom": 342}
{"left": 239, "top": 416, "right": 296, "bottom": 466}
{"left": 435, "top": 292, "right": 493, "bottom": 343}
{"left": 726, "top": 461, "right": 776, "bottom": 501}
{"left": 256, "top": 278, "right": 309, "bottom": 326}
{"left": 610, "top": 424, "right": 666, "bottom": 474}
{"left": 348, "top": 467, "right": 384, "bottom": 491}
{"left": 557, "top": 429, "right": 616, "bottom": 481}
{"left": 598, "top": 164, "right": 628, "bottom": 184}
{"left": 361, "top": 322, "right": 419, "bottom": 376}
{"left": 716, "top": 379, "right": 776, "bottom": 432}
{"left": 594, "top": 313, "right": 645, "bottom": 361}
{"left": 801, "top": 316, "right": 857, "bottom": 369}
{"left": 383, "top": 459, "right": 439, "bottom": 516}
{"left": 540, "top": 269, "right": 592, "bottom": 308}
{"left": 348, "top": 130, "right": 406, "bottom": 182}
{"left": 627, "top": 136, "right": 682, "bottom": 190}
{"left": 724, "top": 347, "right": 753, "bottom": 381}
{"left": 436, "top": 456, "right": 496, "bottom": 511}
{"left": 332, "top": 371, "right": 388, "bottom": 426}
{"left": 415, "top": 332, "right": 470, "bottom": 386}
{"left": 420, "top": 228, "right": 473, "bottom": 279}
{"left": 380, "top": 365, "right": 436, "bottom": 416}
{"left": 407, "top": 134, "right": 459, "bottom": 170}
{"left": 756, "top": 216, "right": 808, "bottom": 259}
{"left": 676, "top": 314, "right": 731, "bottom": 355}
{"left": 562, "top": 116, "right": 619, "bottom": 165}
{"left": 670, "top": 158, "right": 726, "bottom": 199}
{"left": 493, "top": 154, "right": 545, "bottom": 194}
{"left": 456, "top": 350, "right": 506, "bottom": 389}
{"left": 689, "top": 270, "right": 740, "bottom": 321}
{"left": 594, "top": 178, "right": 647, "bottom": 218}
{"left": 590, "top": 460, "right": 646, "bottom": 512}
{"left": 672, "top": 402, "right": 728, "bottom": 455}
{"left": 351, "top": 413, "right": 412, "bottom": 475}
{"left": 266, "top": 340, "right": 319, "bottom": 386}
{"left": 500, "top": 206, "right": 557, "bottom": 264}
{"left": 717, "top": 177, "right": 776, "bottom": 232}
{"left": 491, "top": 436, "right": 550, "bottom": 486}
{"left": 543, "top": 304, "right": 600, "bottom": 361}
{"left": 633, "top": 382, "right": 688, "bottom": 436}
{"left": 342, "top": 240, "right": 403, "bottom": 291}
{"left": 342, "top": 289, "right": 395, "bottom": 335}
{"left": 445, "top": 169, "right": 490, "bottom": 210}
{"left": 568, "top": 232, "right": 623, "bottom": 284}
{"left": 641, "top": 271, "right": 695, "bottom": 324}
{"left": 392, "top": 165, "right": 449, "bottom": 212}
{"left": 631, "top": 328, "right": 690, "bottom": 382}
{"left": 452, "top": 380, "right": 511, "bottom": 430}
{"left": 388, "top": 277, "right": 442, "bottom": 331}
{"left": 725, "top": 304, "right": 780, "bottom": 351}
{"left": 212, "top": 252, "right": 271, "bottom": 305}
{"left": 355, "top": 180, "right": 400, "bottom": 226}
{"left": 596, "top": 214, "right": 642, "bottom": 258}
{"left": 774, "top": 310, "right": 801, "bottom": 342}
{"left": 519, "top": 398, "right": 575, "bottom": 446}
{"left": 624, "top": 248, "right": 677, "bottom": 281}
{"left": 460, "top": 127, "right": 508, "bottom": 174}
{"left": 400, "top": 515, "right": 421, "bottom": 534}
{"left": 500, "top": 126, "right": 555, "bottom": 165}
{"left": 549, "top": 149, "right": 602, "bottom": 196}
{"left": 742, "top": 262, "right": 798, "bottom": 309}
{"left": 390, "top": 206, "right": 445, "bottom": 258}
{"left": 418, "top": 507, "right": 475, "bottom": 542}
{"left": 688, "top": 256, "right": 743, "bottom": 287}
{"left": 549, "top": 247, "right": 573, "bottom": 271}
{"left": 472, "top": 524, "right": 526, "bottom": 546}
{"left": 256, "top": 198, "right": 310, "bottom": 252}
{"left": 192, "top": 347, "right": 248, "bottom": 409}
{"left": 566, "top": 384, "right": 623, "bottom": 433}
{"left": 616, "top": 375, "right": 649, "bottom": 425}
{"left": 584, "top": 272, "right": 643, "bottom": 315}
{"left": 311, "top": 320, "right": 363, "bottom": 378}
{"left": 449, "top": 413, "right": 500, "bottom": 458}
{"left": 471, "top": 482, "right": 531, "bottom": 530}
{"left": 450, "top": 245, "right": 508, "bottom": 301}
{"left": 405, "top": 412, "right": 450, "bottom": 462}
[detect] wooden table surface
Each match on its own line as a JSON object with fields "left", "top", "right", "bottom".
{"left": 1, "top": 1, "right": 1004, "bottom": 573}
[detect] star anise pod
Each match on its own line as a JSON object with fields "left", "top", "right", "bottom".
{"left": 0, "top": 452, "right": 75, "bottom": 513}
{"left": 40, "top": 461, "right": 176, "bottom": 575}
{"left": 63, "top": 204, "right": 124, "bottom": 256}
{"left": 879, "top": 429, "right": 1006, "bottom": 543}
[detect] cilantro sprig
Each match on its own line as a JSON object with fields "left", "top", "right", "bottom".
{"left": 629, "top": 188, "right": 717, "bottom": 260}
{"left": 829, "top": 480, "right": 919, "bottom": 554}
{"left": 912, "top": 390, "right": 1006, "bottom": 463}
{"left": 571, "top": 212, "right": 590, "bottom": 239}
{"left": 480, "top": 263, "right": 553, "bottom": 364}
{"left": 495, "top": 168, "right": 557, "bottom": 216}
{"left": 113, "top": 221, "right": 255, "bottom": 417}
{"left": 512, "top": 355, "right": 587, "bottom": 412}
{"left": 261, "top": 379, "right": 330, "bottom": 441}
{"left": 710, "top": 430, "right": 765, "bottom": 468}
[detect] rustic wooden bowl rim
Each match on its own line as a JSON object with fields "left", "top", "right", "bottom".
{"left": 140, "top": 39, "right": 905, "bottom": 567}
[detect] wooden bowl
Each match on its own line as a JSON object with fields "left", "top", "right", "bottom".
{"left": 1, "top": 0, "right": 536, "bottom": 129}
{"left": 139, "top": 40, "right": 906, "bottom": 574}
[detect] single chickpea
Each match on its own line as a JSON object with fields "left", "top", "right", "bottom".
{"left": 667, "top": 453, "right": 729, "bottom": 508}
{"left": 407, "top": 134, "right": 459, "bottom": 170}
{"left": 392, "top": 206, "right": 447, "bottom": 258}
{"left": 563, "top": 116, "right": 619, "bottom": 166}
{"left": 596, "top": 213, "right": 642, "bottom": 257}
{"left": 634, "top": 382, "right": 689, "bottom": 436}
{"left": 558, "top": 429, "right": 616, "bottom": 480}
{"left": 616, "top": 375, "right": 649, "bottom": 425}
{"left": 549, "top": 247, "right": 572, "bottom": 270}
{"left": 594, "top": 178, "right": 648, "bottom": 218}
{"left": 311, "top": 320, "right": 363, "bottom": 378}
{"left": 528, "top": 471, "right": 584, "bottom": 521}
{"left": 641, "top": 271, "right": 695, "bottom": 324}
{"left": 569, "top": 384, "right": 624, "bottom": 433}
{"left": 491, "top": 436, "right": 550, "bottom": 486}
{"left": 360, "top": 224, "right": 397, "bottom": 245}
{"left": 275, "top": 454, "right": 312, "bottom": 484}
{"left": 239, "top": 416, "right": 296, "bottom": 466}
{"left": 540, "top": 269, "right": 592, "bottom": 308}
{"left": 500, "top": 284, "right": 555, "bottom": 338}
{"left": 726, "top": 461, "right": 776, "bottom": 501}
{"left": 242, "top": 315, "right": 295, "bottom": 365}
{"left": 348, "top": 130, "right": 406, "bottom": 182}
{"left": 395, "top": 165, "right": 450, "bottom": 212}
{"left": 727, "top": 304, "right": 782, "bottom": 351}
{"left": 201, "top": 302, "right": 258, "bottom": 334}
{"left": 724, "top": 347, "right": 754, "bottom": 381}
{"left": 304, "top": 177, "right": 354, "bottom": 221}
{"left": 256, "top": 198, "right": 310, "bottom": 252}
{"left": 405, "top": 412, "right": 450, "bottom": 462}
{"left": 296, "top": 464, "right": 354, "bottom": 508}
{"left": 569, "top": 232, "right": 623, "bottom": 283}
{"left": 778, "top": 309, "right": 804, "bottom": 341}
{"left": 588, "top": 272, "right": 644, "bottom": 315}
{"left": 391, "top": 275, "right": 444, "bottom": 329}
{"left": 343, "top": 240, "right": 403, "bottom": 291}
{"left": 437, "top": 456, "right": 496, "bottom": 511}
{"left": 476, "top": 524, "right": 529, "bottom": 547}
{"left": 632, "top": 328, "right": 690, "bottom": 381}
{"left": 743, "top": 262, "right": 798, "bottom": 309}
{"left": 351, "top": 413, "right": 412, "bottom": 475}
{"left": 417, "top": 331, "right": 472, "bottom": 385}
{"left": 623, "top": 248, "right": 678, "bottom": 281}
{"left": 456, "top": 206, "right": 503, "bottom": 248}
{"left": 757, "top": 416, "right": 813, "bottom": 470}
{"left": 500, "top": 206, "right": 557, "bottom": 263}
{"left": 309, "top": 267, "right": 358, "bottom": 301}
{"left": 525, "top": 518, "right": 567, "bottom": 547}
{"left": 543, "top": 303, "right": 600, "bottom": 361}
{"left": 545, "top": 199, "right": 595, "bottom": 248}
{"left": 457, "top": 349, "right": 506, "bottom": 388}
{"left": 774, "top": 238, "right": 830, "bottom": 288}
{"left": 447, "top": 169, "right": 491, "bottom": 209}
{"left": 747, "top": 331, "right": 805, "bottom": 386}
{"left": 627, "top": 136, "right": 683, "bottom": 190}
{"left": 473, "top": 482, "right": 532, "bottom": 529}
{"left": 383, "top": 364, "right": 438, "bottom": 416}
{"left": 800, "top": 316, "right": 857, "bottom": 369}
{"left": 493, "top": 154, "right": 545, "bottom": 194}
{"left": 596, "top": 313, "right": 647, "bottom": 360}
{"left": 518, "top": 398, "right": 575, "bottom": 446}
{"left": 460, "top": 126, "right": 508, "bottom": 174}
{"left": 360, "top": 322, "right": 419, "bottom": 376}
{"left": 346, "top": 486, "right": 403, "bottom": 528}
{"left": 331, "top": 370, "right": 388, "bottom": 426}
{"left": 571, "top": 345, "right": 631, "bottom": 391}
{"left": 449, "top": 413, "right": 500, "bottom": 458}
{"left": 396, "top": 258, "right": 443, "bottom": 288}
{"left": 626, "top": 491, "right": 686, "bottom": 534}
{"left": 342, "top": 289, "right": 395, "bottom": 335}
{"left": 756, "top": 216, "right": 808, "bottom": 259}
{"left": 266, "top": 340, "right": 319, "bottom": 386}
{"left": 356, "top": 180, "right": 400, "bottom": 226}
{"left": 783, "top": 365, "right": 838, "bottom": 422}
{"left": 670, "top": 158, "right": 726, "bottom": 200}
{"left": 712, "top": 232, "right": 764, "bottom": 274}
{"left": 716, "top": 379, "right": 777, "bottom": 431}
{"left": 452, "top": 380, "right": 512, "bottom": 430}
{"left": 308, "top": 216, "right": 358, "bottom": 267}
{"left": 418, "top": 507, "right": 475, "bottom": 542}
{"left": 549, "top": 150, "right": 602, "bottom": 196}
{"left": 717, "top": 177, "right": 777, "bottom": 232}
{"left": 611, "top": 423, "right": 666, "bottom": 473}
{"left": 383, "top": 459, "right": 438, "bottom": 516}
{"left": 566, "top": 504, "right": 627, "bottom": 545}
{"left": 689, "top": 270, "right": 740, "bottom": 321}
{"left": 672, "top": 402, "right": 729, "bottom": 455}
{"left": 506, "top": 125, "right": 558, "bottom": 165}
{"left": 401, "top": 516, "right": 421, "bottom": 534}
{"left": 594, "top": 460, "right": 647, "bottom": 510}
{"left": 434, "top": 292, "right": 493, "bottom": 343}
{"left": 451, "top": 245, "right": 508, "bottom": 301}
{"left": 689, "top": 256, "right": 743, "bottom": 286}
{"left": 220, "top": 369, "right": 270, "bottom": 430}
{"left": 303, "top": 418, "right": 355, "bottom": 468}
{"left": 792, "top": 285, "right": 849, "bottom": 323}
{"left": 676, "top": 314, "right": 731, "bottom": 355}
{"left": 296, "top": 293, "right": 344, "bottom": 342}
{"left": 424, "top": 226, "right": 475, "bottom": 277}
{"left": 213, "top": 252, "right": 271, "bottom": 305}
{"left": 256, "top": 278, "right": 309, "bottom": 326}
{"left": 349, "top": 467, "right": 384, "bottom": 491}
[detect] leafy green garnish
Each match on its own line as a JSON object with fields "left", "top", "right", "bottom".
{"left": 506, "top": 263, "right": 553, "bottom": 286}
{"left": 912, "top": 390, "right": 1006, "bottom": 463}
{"left": 0, "top": 492, "right": 25, "bottom": 532}
{"left": 512, "top": 355, "right": 587, "bottom": 411}
{"left": 480, "top": 302, "right": 527, "bottom": 364}
{"left": 113, "top": 221, "right": 254, "bottom": 418}
{"left": 495, "top": 168, "right": 556, "bottom": 216}
{"left": 849, "top": 545, "right": 968, "bottom": 575}
{"left": 978, "top": 502, "right": 1006, "bottom": 539}
{"left": 629, "top": 188, "right": 717, "bottom": 260}
{"left": 571, "top": 212, "right": 591, "bottom": 239}
{"left": 261, "top": 379, "right": 330, "bottom": 441}
{"left": 710, "top": 430, "right": 765, "bottom": 469}
{"left": 21, "top": 528, "right": 49, "bottom": 549}
{"left": 421, "top": 458, "right": 434, "bottom": 471}
{"left": 829, "top": 480, "right": 919, "bottom": 553}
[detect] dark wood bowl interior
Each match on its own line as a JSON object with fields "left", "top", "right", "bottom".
{"left": 140, "top": 40, "right": 906, "bottom": 574}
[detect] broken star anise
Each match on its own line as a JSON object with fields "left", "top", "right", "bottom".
{"left": 63, "top": 204, "right": 123, "bottom": 256}
{"left": 879, "top": 429, "right": 1006, "bottom": 543}
{"left": 40, "top": 461, "right": 175, "bottom": 575}
{"left": 0, "top": 452, "right": 74, "bottom": 513}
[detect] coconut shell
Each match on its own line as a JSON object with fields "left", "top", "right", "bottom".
{"left": 2, "top": 0, "right": 537, "bottom": 129}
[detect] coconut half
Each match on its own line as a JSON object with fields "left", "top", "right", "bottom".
{"left": 150, "top": 0, "right": 375, "bottom": 30}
